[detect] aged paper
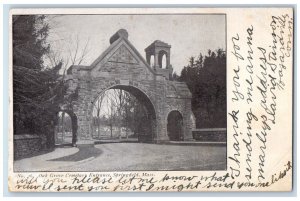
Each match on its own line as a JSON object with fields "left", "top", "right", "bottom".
{"left": 9, "top": 7, "right": 293, "bottom": 192}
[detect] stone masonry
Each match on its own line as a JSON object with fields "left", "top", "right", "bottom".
{"left": 14, "top": 134, "right": 42, "bottom": 160}
{"left": 65, "top": 29, "right": 194, "bottom": 144}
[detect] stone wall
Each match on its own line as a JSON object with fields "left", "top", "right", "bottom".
{"left": 192, "top": 128, "right": 226, "bottom": 142}
{"left": 14, "top": 134, "right": 42, "bottom": 160}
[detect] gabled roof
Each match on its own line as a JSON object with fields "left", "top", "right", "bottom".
{"left": 85, "top": 35, "right": 156, "bottom": 75}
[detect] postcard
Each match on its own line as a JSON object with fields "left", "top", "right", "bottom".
{"left": 8, "top": 7, "right": 293, "bottom": 192}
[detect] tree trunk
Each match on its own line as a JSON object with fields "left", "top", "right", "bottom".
{"left": 110, "top": 123, "right": 113, "bottom": 138}
{"left": 61, "top": 112, "right": 65, "bottom": 143}
{"left": 97, "top": 120, "right": 100, "bottom": 139}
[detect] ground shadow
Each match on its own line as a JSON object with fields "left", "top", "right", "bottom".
{"left": 49, "top": 145, "right": 102, "bottom": 162}
{"left": 14, "top": 148, "right": 55, "bottom": 161}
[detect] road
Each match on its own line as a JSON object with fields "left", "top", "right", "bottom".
{"left": 55, "top": 143, "right": 226, "bottom": 171}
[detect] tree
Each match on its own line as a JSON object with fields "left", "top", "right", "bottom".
{"left": 91, "top": 89, "right": 150, "bottom": 140}
{"left": 177, "top": 49, "right": 226, "bottom": 128}
{"left": 13, "top": 15, "right": 65, "bottom": 148}
{"left": 92, "top": 91, "right": 106, "bottom": 138}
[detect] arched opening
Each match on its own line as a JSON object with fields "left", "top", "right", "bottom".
{"left": 150, "top": 55, "right": 155, "bottom": 67}
{"left": 91, "top": 85, "right": 156, "bottom": 143}
{"left": 161, "top": 54, "right": 167, "bottom": 68}
{"left": 167, "top": 110, "right": 184, "bottom": 141}
{"left": 158, "top": 50, "right": 168, "bottom": 69}
{"left": 55, "top": 111, "right": 77, "bottom": 145}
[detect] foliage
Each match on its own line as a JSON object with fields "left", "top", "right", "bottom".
{"left": 13, "top": 15, "right": 65, "bottom": 147}
{"left": 91, "top": 89, "right": 149, "bottom": 139}
{"left": 177, "top": 49, "right": 226, "bottom": 128}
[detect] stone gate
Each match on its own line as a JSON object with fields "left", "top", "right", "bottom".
{"left": 65, "top": 29, "right": 195, "bottom": 144}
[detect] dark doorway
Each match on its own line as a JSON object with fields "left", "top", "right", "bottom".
{"left": 167, "top": 110, "right": 183, "bottom": 141}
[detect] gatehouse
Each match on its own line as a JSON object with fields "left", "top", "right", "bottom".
{"left": 64, "top": 29, "right": 195, "bottom": 144}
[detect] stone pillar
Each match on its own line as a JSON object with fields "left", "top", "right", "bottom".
{"left": 166, "top": 53, "right": 171, "bottom": 68}
{"left": 183, "top": 101, "right": 194, "bottom": 141}
{"left": 183, "top": 117, "right": 194, "bottom": 141}
{"left": 155, "top": 113, "right": 169, "bottom": 143}
{"left": 154, "top": 52, "right": 159, "bottom": 69}
{"left": 74, "top": 81, "right": 95, "bottom": 145}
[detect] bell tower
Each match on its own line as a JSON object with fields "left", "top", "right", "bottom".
{"left": 145, "top": 40, "right": 173, "bottom": 79}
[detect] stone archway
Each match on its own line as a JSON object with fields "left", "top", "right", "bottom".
{"left": 90, "top": 84, "right": 157, "bottom": 143}
{"left": 167, "top": 110, "right": 184, "bottom": 141}
{"left": 66, "top": 29, "right": 194, "bottom": 145}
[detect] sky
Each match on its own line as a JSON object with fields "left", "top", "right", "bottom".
{"left": 46, "top": 14, "right": 225, "bottom": 74}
